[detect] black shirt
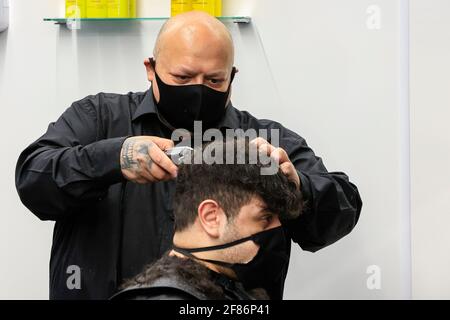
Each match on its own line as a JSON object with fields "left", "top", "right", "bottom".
{"left": 15, "top": 89, "right": 362, "bottom": 300}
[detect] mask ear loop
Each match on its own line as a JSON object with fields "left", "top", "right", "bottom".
{"left": 172, "top": 246, "right": 236, "bottom": 268}
{"left": 173, "top": 226, "right": 282, "bottom": 254}
{"left": 172, "top": 232, "right": 255, "bottom": 267}
{"left": 173, "top": 233, "right": 256, "bottom": 254}
{"left": 172, "top": 227, "right": 284, "bottom": 270}
{"left": 230, "top": 67, "right": 237, "bottom": 83}
{"left": 148, "top": 57, "right": 161, "bottom": 86}
{"left": 149, "top": 57, "right": 156, "bottom": 68}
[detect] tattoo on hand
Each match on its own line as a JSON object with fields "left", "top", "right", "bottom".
{"left": 121, "top": 140, "right": 137, "bottom": 170}
{"left": 121, "top": 139, "right": 154, "bottom": 172}
{"left": 137, "top": 144, "right": 153, "bottom": 170}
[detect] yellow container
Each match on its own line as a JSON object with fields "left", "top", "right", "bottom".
{"left": 129, "top": 0, "right": 137, "bottom": 18}
{"left": 214, "top": 0, "right": 222, "bottom": 17}
{"left": 86, "top": 0, "right": 108, "bottom": 18}
{"left": 192, "top": 0, "right": 215, "bottom": 16}
{"left": 171, "top": 0, "right": 192, "bottom": 17}
{"left": 66, "top": 0, "right": 86, "bottom": 18}
{"left": 107, "top": 0, "right": 129, "bottom": 18}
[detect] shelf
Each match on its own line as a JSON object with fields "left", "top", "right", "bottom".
{"left": 44, "top": 16, "right": 251, "bottom": 29}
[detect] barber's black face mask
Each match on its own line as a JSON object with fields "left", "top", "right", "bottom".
{"left": 172, "top": 226, "right": 289, "bottom": 291}
{"left": 151, "top": 59, "right": 236, "bottom": 132}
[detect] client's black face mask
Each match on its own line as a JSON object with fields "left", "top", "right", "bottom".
{"left": 172, "top": 226, "right": 289, "bottom": 291}
{"left": 151, "top": 59, "right": 236, "bottom": 132}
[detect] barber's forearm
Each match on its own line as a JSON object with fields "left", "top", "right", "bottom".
{"left": 15, "top": 137, "right": 127, "bottom": 220}
{"left": 287, "top": 170, "right": 362, "bottom": 252}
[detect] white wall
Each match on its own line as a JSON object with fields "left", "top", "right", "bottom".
{"left": 1, "top": 0, "right": 449, "bottom": 300}
{"left": 252, "top": 0, "right": 409, "bottom": 299}
{"left": 410, "top": 0, "right": 450, "bottom": 299}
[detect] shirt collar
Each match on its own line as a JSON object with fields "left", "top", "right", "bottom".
{"left": 132, "top": 89, "right": 158, "bottom": 122}
{"left": 217, "top": 102, "right": 240, "bottom": 130}
{"left": 132, "top": 88, "right": 241, "bottom": 130}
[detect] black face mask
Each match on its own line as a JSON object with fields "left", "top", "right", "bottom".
{"left": 151, "top": 59, "right": 236, "bottom": 132}
{"left": 172, "top": 226, "right": 289, "bottom": 291}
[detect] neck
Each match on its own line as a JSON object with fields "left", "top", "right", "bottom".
{"left": 172, "top": 231, "right": 237, "bottom": 280}
{"left": 169, "top": 249, "right": 237, "bottom": 280}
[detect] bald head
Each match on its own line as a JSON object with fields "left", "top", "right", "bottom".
{"left": 153, "top": 11, "right": 234, "bottom": 68}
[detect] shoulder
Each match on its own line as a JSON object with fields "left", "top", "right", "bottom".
{"left": 116, "top": 255, "right": 226, "bottom": 300}
{"left": 71, "top": 91, "right": 146, "bottom": 118}
{"left": 231, "top": 106, "right": 306, "bottom": 148}
{"left": 67, "top": 91, "right": 147, "bottom": 136}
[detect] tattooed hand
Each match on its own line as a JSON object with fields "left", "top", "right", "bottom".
{"left": 120, "top": 136, "right": 178, "bottom": 184}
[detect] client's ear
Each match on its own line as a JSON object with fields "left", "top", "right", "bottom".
{"left": 197, "top": 200, "right": 224, "bottom": 239}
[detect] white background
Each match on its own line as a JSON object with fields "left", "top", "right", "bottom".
{"left": 0, "top": 0, "right": 449, "bottom": 299}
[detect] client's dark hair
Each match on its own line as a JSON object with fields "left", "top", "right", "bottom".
{"left": 174, "top": 138, "right": 303, "bottom": 232}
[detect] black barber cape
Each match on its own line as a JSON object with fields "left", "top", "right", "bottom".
{"left": 111, "top": 254, "right": 269, "bottom": 300}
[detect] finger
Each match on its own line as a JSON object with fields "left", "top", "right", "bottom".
{"left": 279, "top": 161, "right": 294, "bottom": 176}
{"left": 280, "top": 162, "right": 300, "bottom": 187}
{"left": 148, "top": 145, "right": 178, "bottom": 177}
{"left": 258, "top": 143, "right": 276, "bottom": 157}
{"left": 151, "top": 136, "right": 175, "bottom": 152}
{"left": 271, "top": 147, "right": 290, "bottom": 164}
{"left": 134, "top": 165, "right": 157, "bottom": 183}
{"left": 135, "top": 176, "right": 152, "bottom": 184}
{"left": 149, "top": 163, "right": 173, "bottom": 181}
{"left": 250, "top": 137, "right": 269, "bottom": 148}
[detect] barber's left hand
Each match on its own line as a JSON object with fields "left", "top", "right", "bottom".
{"left": 250, "top": 137, "right": 300, "bottom": 189}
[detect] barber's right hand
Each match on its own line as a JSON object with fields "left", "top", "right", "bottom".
{"left": 120, "top": 136, "right": 178, "bottom": 184}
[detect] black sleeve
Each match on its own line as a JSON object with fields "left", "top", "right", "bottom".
{"left": 15, "top": 98, "right": 128, "bottom": 221}
{"left": 280, "top": 129, "right": 363, "bottom": 252}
